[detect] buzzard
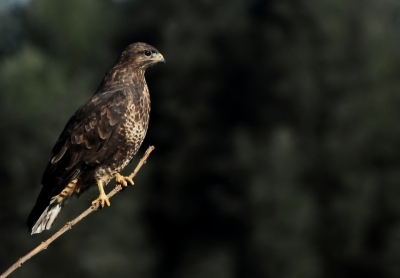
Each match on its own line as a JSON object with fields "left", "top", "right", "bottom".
{"left": 27, "top": 42, "right": 165, "bottom": 234}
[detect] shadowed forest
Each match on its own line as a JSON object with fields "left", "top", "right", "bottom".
{"left": 1, "top": 0, "right": 400, "bottom": 277}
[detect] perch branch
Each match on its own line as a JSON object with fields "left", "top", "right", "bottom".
{"left": 0, "top": 145, "right": 155, "bottom": 278}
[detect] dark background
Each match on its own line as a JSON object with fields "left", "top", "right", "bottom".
{"left": 1, "top": 0, "right": 400, "bottom": 277}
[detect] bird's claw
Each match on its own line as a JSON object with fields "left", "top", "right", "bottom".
{"left": 115, "top": 173, "right": 134, "bottom": 187}
{"left": 92, "top": 193, "right": 110, "bottom": 208}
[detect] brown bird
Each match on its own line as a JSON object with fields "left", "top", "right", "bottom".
{"left": 27, "top": 42, "right": 165, "bottom": 234}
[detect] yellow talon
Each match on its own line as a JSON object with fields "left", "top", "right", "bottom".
{"left": 115, "top": 173, "right": 134, "bottom": 187}
{"left": 92, "top": 193, "right": 110, "bottom": 208}
{"left": 92, "top": 181, "right": 110, "bottom": 208}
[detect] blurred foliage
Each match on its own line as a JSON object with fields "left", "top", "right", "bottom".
{"left": 1, "top": 0, "right": 400, "bottom": 277}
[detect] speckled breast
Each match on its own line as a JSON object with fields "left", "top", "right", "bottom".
{"left": 121, "top": 95, "right": 151, "bottom": 166}
{"left": 94, "top": 89, "right": 151, "bottom": 184}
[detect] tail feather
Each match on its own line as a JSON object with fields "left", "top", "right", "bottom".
{"left": 28, "top": 178, "right": 79, "bottom": 234}
{"left": 27, "top": 187, "right": 65, "bottom": 234}
{"left": 30, "top": 204, "right": 63, "bottom": 235}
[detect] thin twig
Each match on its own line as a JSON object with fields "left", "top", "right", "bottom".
{"left": 0, "top": 145, "right": 155, "bottom": 278}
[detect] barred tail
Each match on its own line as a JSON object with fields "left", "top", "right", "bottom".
{"left": 28, "top": 178, "right": 79, "bottom": 234}
{"left": 29, "top": 203, "right": 63, "bottom": 235}
{"left": 27, "top": 187, "right": 65, "bottom": 235}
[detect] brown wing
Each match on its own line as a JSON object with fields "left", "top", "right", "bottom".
{"left": 41, "top": 89, "right": 130, "bottom": 197}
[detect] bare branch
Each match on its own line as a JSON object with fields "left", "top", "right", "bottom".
{"left": 0, "top": 145, "right": 155, "bottom": 278}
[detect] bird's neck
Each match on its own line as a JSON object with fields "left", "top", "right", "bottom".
{"left": 97, "top": 65, "right": 147, "bottom": 93}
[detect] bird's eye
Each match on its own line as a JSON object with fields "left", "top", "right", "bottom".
{"left": 144, "top": 50, "right": 151, "bottom": 57}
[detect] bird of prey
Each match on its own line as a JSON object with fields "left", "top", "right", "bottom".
{"left": 27, "top": 42, "right": 165, "bottom": 234}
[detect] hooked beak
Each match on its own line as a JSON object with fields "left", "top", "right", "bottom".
{"left": 152, "top": 53, "right": 165, "bottom": 64}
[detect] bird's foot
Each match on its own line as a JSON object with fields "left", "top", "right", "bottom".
{"left": 92, "top": 193, "right": 110, "bottom": 208}
{"left": 115, "top": 173, "right": 134, "bottom": 187}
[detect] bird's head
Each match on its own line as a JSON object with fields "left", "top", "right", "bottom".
{"left": 118, "top": 42, "right": 165, "bottom": 70}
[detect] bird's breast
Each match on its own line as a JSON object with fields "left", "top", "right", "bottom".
{"left": 123, "top": 90, "right": 151, "bottom": 154}
{"left": 93, "top": 94, "right": 150, "bottom": 185}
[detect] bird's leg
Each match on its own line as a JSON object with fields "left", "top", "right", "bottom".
{"left": 92, "top": 181, "right": 110, "bottom": 208}
{"left": 115, "top": 173, "right": 134, "bottom": 187}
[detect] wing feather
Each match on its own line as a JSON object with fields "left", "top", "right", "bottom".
{"left": 41, "top": 89, "right": 131, "bottom": 197}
